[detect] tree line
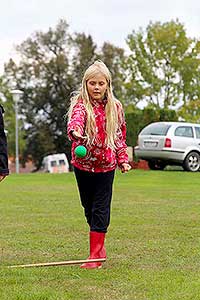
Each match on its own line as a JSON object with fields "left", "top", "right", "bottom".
{"left": 0, "top": 19, "right": 200, "bottom": 169}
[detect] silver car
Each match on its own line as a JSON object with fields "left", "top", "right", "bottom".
{"left": 134, "top": 121, "right": 200, "bottom": 172}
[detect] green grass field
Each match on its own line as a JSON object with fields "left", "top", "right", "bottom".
{"left": 1, "top": 170, "right": 200, "bottom": 300}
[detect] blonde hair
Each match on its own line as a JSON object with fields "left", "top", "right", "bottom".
{"left": 68, "top": 60, "right": 121, "bottom": 149}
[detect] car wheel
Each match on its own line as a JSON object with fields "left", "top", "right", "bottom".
{"left": 183, "top": 152, "right": 200, "bottom": 172}
{"left": 148, "top": 161, "right": 166, "bottom": 170}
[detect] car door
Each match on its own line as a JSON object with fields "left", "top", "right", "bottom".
{"left": 194, "top": 127, "right": 200, "bottom": 149}
{"left": 173, "top": 126, "right": 195, "bottom": 151}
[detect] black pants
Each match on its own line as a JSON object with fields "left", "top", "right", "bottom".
{"left": 74, "top": 167, "right": 115, "bottom": 233}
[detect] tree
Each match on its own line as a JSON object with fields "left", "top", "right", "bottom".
{"left": 99, "top": 42, "right": 126, "bottom": 101}
{"left": 178, "top": 99, "right": 200, "bottom": 123}
{"left": 124, "top": 20, "right": 200, "bottom": 110}
{"left": 4, "top": 19, "right": 130, "bottom": 169}
{"left": 71, "top": 33, "right": 97, "bottom": 87}
{"left": 4, "top": 20, "right": 74, "bottom": 169}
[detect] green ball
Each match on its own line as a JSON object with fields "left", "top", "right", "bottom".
{"left": 74, "top": 145, "right": 87, "bottom": 158}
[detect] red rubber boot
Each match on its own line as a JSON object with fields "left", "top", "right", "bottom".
{"left": 80, "top": 231, "right": 106, "bottom": 269}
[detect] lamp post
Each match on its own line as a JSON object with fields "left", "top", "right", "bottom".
{"left": 11, "top": 89, "right": 23, "bottom": 174}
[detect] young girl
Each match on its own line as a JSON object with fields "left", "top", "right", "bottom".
{"left": 67, "top": 60, "right": 130, "bottom": 269}
{"left": 0, "top": 104, "right": 9, "bottom": 182}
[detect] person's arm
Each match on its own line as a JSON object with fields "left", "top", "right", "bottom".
{"left": 0, "top": 105, "right": 9, "bottom": 181}
{"left": 67, "top": 101, "right": 87, "bottom": 141}
{"left": 115, "top": 103, "right": 131, "bottom": 173}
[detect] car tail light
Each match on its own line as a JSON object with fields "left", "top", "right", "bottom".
{"left": 164, "top": 138, "right": 171, "bottom": 148}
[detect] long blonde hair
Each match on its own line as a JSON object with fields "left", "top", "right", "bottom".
{"left": 68, "top": 60, "right": 121, "bottom": 149}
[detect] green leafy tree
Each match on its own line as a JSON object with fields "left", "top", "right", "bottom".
{"left": 124, "top": 20, "right": 200, "bottom": 110}
{"left": 4, "top": 20, "right": 74, "bottom": 169}
{"left": 4, "top": 19, "right": 129, "bottom": 169}
{"left": 178, "top": 99, "right": 200, "bottom": 123}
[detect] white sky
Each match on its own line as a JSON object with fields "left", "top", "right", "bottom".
{"left": 0, "top": 0, "right": 200, "bottom": 74}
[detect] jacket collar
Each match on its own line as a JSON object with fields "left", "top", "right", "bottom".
{"left": 90, "top": 98, "right": 107, "bottom": 107}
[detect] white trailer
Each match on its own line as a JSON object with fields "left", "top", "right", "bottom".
{"left": 42, "top": 153, "right": 69, "bottom": 173}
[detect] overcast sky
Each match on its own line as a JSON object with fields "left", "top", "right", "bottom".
{"left": 0, "top": 0, "right": 199, "bottom": 73}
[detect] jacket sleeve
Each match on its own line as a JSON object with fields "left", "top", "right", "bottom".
{"left": 67, "top": 101, "right": 87, "bottom": 141}
{"left": 115, "top": 103, "right": 129, "bottom": 167}
{"left": 0, "top": 105, "right": 9, "bottom": 176}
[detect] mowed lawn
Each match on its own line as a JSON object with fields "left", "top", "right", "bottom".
{"left": 1, "top": 170, "right": 200, "bottom": 300}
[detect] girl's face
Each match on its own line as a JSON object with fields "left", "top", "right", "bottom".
{"left": 86, "top": 73, "right": 108, "bottom": 102}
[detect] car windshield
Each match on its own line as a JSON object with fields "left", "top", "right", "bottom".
{"left": 140, "top": 123, "right": 171, "bottom": 136}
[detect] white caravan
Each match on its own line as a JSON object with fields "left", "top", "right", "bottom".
{"left": 42, "top": 153, "right": 69, "bottom": 173}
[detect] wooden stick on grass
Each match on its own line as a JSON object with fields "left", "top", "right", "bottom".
{"left": 8, "top": 258, "right": 106, "bottom": 268}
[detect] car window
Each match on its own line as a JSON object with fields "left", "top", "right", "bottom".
{"left": 174, "top": 126, "right": 194, "bottom": 138}
{"left": 195, "top": 127, "right": 200, "bottom": 139}
{"left": 140, "top": 123, "right": 171, "bottom": 136}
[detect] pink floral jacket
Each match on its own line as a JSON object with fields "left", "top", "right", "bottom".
{"left": 67, "top": 98, "right": 129, "bottom": 173}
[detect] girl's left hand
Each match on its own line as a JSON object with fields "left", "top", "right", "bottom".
{"left": 120, "top": 163, "right": 131, "bottom": 173}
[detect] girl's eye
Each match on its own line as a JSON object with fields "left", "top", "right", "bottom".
{"left": 88, "top": 81, "right": 106, "bottom": 86}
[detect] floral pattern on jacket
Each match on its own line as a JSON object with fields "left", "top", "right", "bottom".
{"left": 67, "top": 98, "right": 128, "bottom": 173}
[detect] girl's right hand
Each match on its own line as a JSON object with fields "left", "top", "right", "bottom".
{"left": 72, "top": 130, "right": 86, "bottom": 140}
